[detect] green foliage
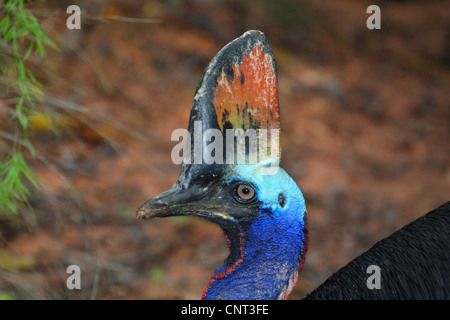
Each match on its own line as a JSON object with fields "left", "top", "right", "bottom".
{"left": 0, "top": 291, "right": 16, "bottom": 300}
{"left": 0, "top": 148, "right": 39, "bottom": 215}
{"left": 0, "top": 0, "right": 59, "bottom": 216}
{"left": 149, "top": 266, "right": 165, "bottom": 282}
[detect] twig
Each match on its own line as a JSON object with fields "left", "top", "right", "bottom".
{"left": 101, "top": 15, "right": 161, "bottom": 24}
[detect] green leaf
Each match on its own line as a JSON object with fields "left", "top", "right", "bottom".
{"left": 0, "top": 0, "right": 56, "bottom": 217}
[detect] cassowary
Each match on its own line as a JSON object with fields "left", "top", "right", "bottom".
{"left": 137, "top": 30, "right": 450, "bottom": 300}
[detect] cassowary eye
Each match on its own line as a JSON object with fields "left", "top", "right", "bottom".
{"left": 278, "top": 194, "right": 286, "bottom": 208}
{"left": 235, "top": 184, "right": 256, "bottom": 202}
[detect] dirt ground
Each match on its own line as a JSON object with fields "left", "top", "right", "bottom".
{"left": 0, "top": 0, "right": 449, "bottom": 300}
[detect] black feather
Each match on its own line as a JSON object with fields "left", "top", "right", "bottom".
{"left": 305, "top": 201, "right": 450, "bottom": 299}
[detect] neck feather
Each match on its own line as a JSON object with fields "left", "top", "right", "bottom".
{"left": 202, "top": 209, "right": 308, "bottom": 300}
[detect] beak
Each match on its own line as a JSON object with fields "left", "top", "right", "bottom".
{"left": 136, "top": 183, "right": 233, "bottom": 221}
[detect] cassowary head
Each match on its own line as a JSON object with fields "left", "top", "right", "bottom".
{"left": 137, "top": 31, "right": 308, "bottom": 300}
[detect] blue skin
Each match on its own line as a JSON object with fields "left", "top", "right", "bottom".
{"left": 203, "top": 161, "right": 307, "bottom": 300}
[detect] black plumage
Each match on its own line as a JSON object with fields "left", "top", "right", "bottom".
{"left": 305, "top": 201, "right": 450, "bottom": 299}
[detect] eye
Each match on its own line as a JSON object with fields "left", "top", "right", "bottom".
{"left": 234, "top": 184, "right": 256, "bottom": 202}
{"left": 278, "top": 193, "right": 286, "bottom": 208}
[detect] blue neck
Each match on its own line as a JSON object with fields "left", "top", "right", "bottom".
{"left": 202, "top": 204, "right": 308, "bottom": 300}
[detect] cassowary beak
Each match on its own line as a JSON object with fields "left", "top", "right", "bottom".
{"left": 136, "top": 184, "right": 191, "bottom": 219}
{"left": 136, "top": 183, "right": 233, "bottom": 221}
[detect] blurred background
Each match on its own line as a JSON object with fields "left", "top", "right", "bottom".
{"left": 0, "top": 0, "right": 448, "bottom": 299}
